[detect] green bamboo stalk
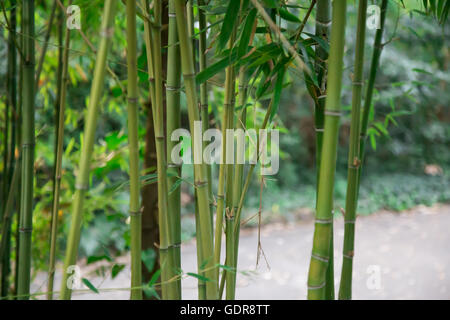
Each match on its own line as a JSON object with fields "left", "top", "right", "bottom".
{"left": 1, "top": 0, "right": 17, "bottom": 297}
{"left": 142, "top": 0, "right": 178, "bottom": 300}
{"left": 338, "top": 0, "right": 368, "bottom": 300}
{"left": 17, "top": 0, "right": 36, "bottom": 300}
{"left": 217, "top": 24, "right": 237, "bottom": 300}
{"left": 186, "top": 0, "right": 207, "bottom": 299}
{"left": 174, "top": 0, "right": 217, "bottom": 300}
{"left": 126, "top": 0, "right": 143, "bottom": 301}
{"left": 307, "top": 0, "right": 347, "bottom": 300}
{"left": 35, "top": 0, "right": 57, "bottom": 89}
{"left": 14, "top": 15, "right": 24, "bottom": 296}
{"left": 59, "top": 0, "right": 117, "bottom": 300}
{"left": 166, "top": 0, "right": 183, "bottom": 298}
{"left": 198, "top": 0, "right": 213, "bottom": 232}
{"left": 152, "top": 0, "right": 178, "bottom": 300}
{"left": 227, "top": 14, "right": 256, "bottom": 297}
{"left": 0, "top": 158, "right": 19, "bottom": 298}
{"left": 314, "top": 0, "right": 334, "bottom": 300}
{"left": 47, "top": 2, "right": 71, "bottom": 299}
{"left": 227, "top": 67, "right": 250, "bottom": 300}
{"left": 197, "top": 0, "right": 214, "bottom": 300}
{"left": 229, "top": 85, "right": 277, "bottom": 292}
{"left": 359, "top": 0, "right": 388, "bottom": 181}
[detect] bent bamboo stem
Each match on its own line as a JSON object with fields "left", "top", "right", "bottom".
{"left": 59, "top": 0, "right": 117, "bottom": 300}
{"left": 338, "top": 0, "right": 368, "bottom": 300}
{"left": 48, "top": 3, "right": 71, "bottom": 299}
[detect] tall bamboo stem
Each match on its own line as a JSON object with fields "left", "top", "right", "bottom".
{"left": 0, "top": 159, "right": 19, "bottom": 298}
{"left": 166, "top": 0, "right": 183, "bottom": 298}
{"left": 174, "top": 0, "right": 217, "bottom": 300}
{"left": 314, "top": 0, "right": 335, "bottom": 300}
{"left": 59, "top": 0, "right": 117, "bottom": 300}
{"left": 142, "top": 0, "right": 178, "bottom": 300}
{"left": 126, "top": 0, "right": 143, "bottom": 300}
{"left": 307, "top": 0, "right": 347, "bottom": 300}
{"left": 198, "top": 0, "right": 213, "bottom": 232}
{"left": 17, "top": 0, "right": 35, "bottom": 300}
{"left": 1, "top": 0, "right": 17, "bottom": 297}
{"left": 186, "top": 0, "right": 207, "bottom": 299}
{"left": 338, "top": 0, "right": 368, "bottom": 300}
{"left": 359, "top": 0, "right": 388, "bottom": 181}
{"left": 35, "top": 0, "right": 57, "bottom": 89}
{"left": 47, "top": 1, "right": 71, "bottom": 299}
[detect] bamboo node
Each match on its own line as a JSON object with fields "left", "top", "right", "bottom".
{"left": 352, "top": 81, "right": 364, "bottom": 87}
{"left": 307, "top": 281, "right": 326, "bottom": 290}
{"left": 353, "top": 157, "right": 361, "bottom": 168}
{"left": 75, "top": 183, "right": 89, "bottom": 191}
{"left": 168, "top": 13, "right": 176, "bottom": 18}
{"left": 165, "top": 85, "right": 181, "bottom": 92}
{"left": 21, "top": 142, "right": 35, "bottom": 147}
{"left": 168, "top": 242, "right": 181, "bottom": 249}
{"left": 194, "top": 181, "right": 208, "bottom": 189}
{"left": 183, "top": 73, "right": 196, "bottom": 79}
{"left": 127, "top": 97, "right": 139, "bottom": 104}
{"left": 226, "top": 208, "right": 235, "bottom": 220}
{"left": 311, "top": 253, "right": 329, "bottom": 263}
{"left": 314, "top": 218, "right": 332, "bottom": 224}
{"left": 318, "top": 95, "right": 327, "bottom": 100}
{"left": 314, "top": 127, "right": 324, "bottom": 133}
{"left": 316, "top": 19, "right": 332, "bottom": 27}
{"left": 129, "top": 210, "right": 142, "bottom": 217}
{"left": 343, "top": 251, "right": 355, "bottom": 259}
{"left": 100, "top": 27, "right": 114, "bottom": 38}
{"left": 19, "top": 227, "right": 33, "bottom": 233}
{"left": 324, "top": 110, "right": 342, "bottom": 117}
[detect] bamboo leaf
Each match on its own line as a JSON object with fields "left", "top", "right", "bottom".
{"left": 217, "top": 0, "right": 241, "bottom": 52}
{"left": 187, "top": 272, "right": 211, "bottom": 283}
{"left": 278, "top": 7, "right": 301, "bottom": 23}
{"left": 82, "top": 278, "right": 99, "bottom": 294}
{"left": 168, "top": 178, "right": 182, "bottom": 195}
{"left": 238, "top": 9, "right": 257, "bottom": 57}
{"left": 196, "top": 50, "right": 238, "bottom": 84}
{"left": 270, "top": 65, "right": 286, "bottom": 122}
{"left": 111, "top": 264, "right": 126, "bottom": 279}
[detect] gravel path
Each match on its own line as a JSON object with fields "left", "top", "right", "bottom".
{"left": 34, "top": 204, "right": 450, "bottom": 300}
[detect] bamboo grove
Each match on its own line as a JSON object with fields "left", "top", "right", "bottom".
{"left": 0, "top": 0, "right": 448, "bottom": 300}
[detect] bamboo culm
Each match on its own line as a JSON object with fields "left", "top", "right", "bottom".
{"left": 142, "top": 0, "right": 178, "bottom": 300}
{"left": 307, "top": 0, "right": 347, "bottom": 300}
{"left": 59, "top": 0, "right": 117, "bottom": 300}
{"left": 174, "top": 0, "right": 217, "bottom": 300}
{"left": 35, "top": 0, "right": 58, "bottom": 89}
{"left": 17, "top": 0, "right": 36, "bottom": 300}
{"left": 126, "top": 0, "right": 143, "bottom": 300}
{"left": 359, "top": 0, "right": 389, "bottom": 184}
{"left": 166, "top": 0, "right": 183, "bottom": 298}
{"left": 47, "top": 1, "right": 71, "bottom": 299}
{"left": 1, "top": 0, "right": 17, "bottom": 297}
{"left": 314, "top": 0, "right": 335, "bottom": 300}
{"left": 338, "top": 0, "right": 368, "bottom": 300}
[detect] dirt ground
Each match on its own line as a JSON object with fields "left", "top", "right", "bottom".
{"left": 33, "top": 203, "right": 450, "bottom": 300}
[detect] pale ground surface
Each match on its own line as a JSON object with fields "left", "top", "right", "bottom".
{"left": 32, "top": 204, "right": 450, "bottom": 300}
